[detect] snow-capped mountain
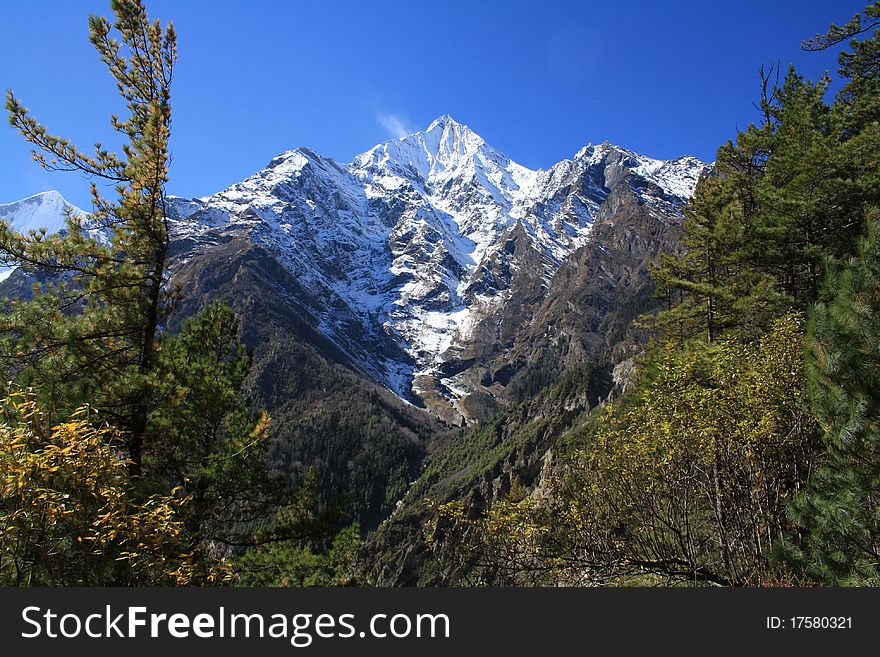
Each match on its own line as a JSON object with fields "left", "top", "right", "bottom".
{"left": 2, "top": 117, "right": 708, "bottom": 423}
{"left": 165, "top": 115, "right": 707, "bottom": 421}
{"left": 0, "top": 190, "right": 85, "bottom": 281}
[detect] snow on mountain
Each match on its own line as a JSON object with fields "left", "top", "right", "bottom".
{"left": 4, "top": 118, "right": 708, "bottom": 418}
{"left": 0, "top": 191, "right": 85, "bottom": 281}
{"left": 163, "top": 116, "right": 708, "bottom": 412}
{"left": 0, "top": 190, "right": 82, "bottom": 235}
{"left": 574, "top": 141, "right": 706, "bottom": 199}
{"left": 353, "top": 114, "right": 540, "bottom": 257}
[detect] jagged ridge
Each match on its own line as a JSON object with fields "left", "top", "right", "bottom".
{"left": 3, "top": 117, "right": 709, "bottom": 423}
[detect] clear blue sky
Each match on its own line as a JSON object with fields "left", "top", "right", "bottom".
{"left": 0, "top": 0, "right": 868, "bottom": 209}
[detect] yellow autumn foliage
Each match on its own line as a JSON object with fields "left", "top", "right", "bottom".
{"left": 0, "top": 390, "right": 231, "bottom": 585}
{"left": 428, "top": 314, "right": 817, "bottom": 586}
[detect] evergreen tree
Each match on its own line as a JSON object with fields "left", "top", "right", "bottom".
{"left": 804, "top": 1, "right": 880, "bottom": 127}
{"left": 651, "top": 8, "right": 879, "bottom": 346}
{"left": 651, "top": 152, "right": 788, "bottom": 344}
{"left": 650, "top": 121, "right": 792, "bottom": 343}
{"left": 786, "top": 213, "right": 880, "bottom": 584}
{"left": 145, "top": 301, "right": 328, "bottom": 553}
{"left": 779, "top": 2, "right": 880, "bottom": 587}
{"left": 235, "top": 522, "right": 366, "bottom": 587}
{"left": 1, "top": 1, "right": 332, "bottom": 583}
{"left": 1, "top": 0, "right": 176, "bottom": 474}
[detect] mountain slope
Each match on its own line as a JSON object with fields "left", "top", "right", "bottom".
{"left": 0, "top": 117, "right": 707, "bottom": 529}
{"left": 167, "top": 234, "right": 448, "bottom": 526}
{"left": 166, "top": 116, "right": 708, "bottom": 423}
{"left": 0, "top": 191, "right": 85, "bottom": 281}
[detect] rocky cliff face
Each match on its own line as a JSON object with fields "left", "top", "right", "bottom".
{"left": 162, "top": 116, "right": 708, "bottom": 424}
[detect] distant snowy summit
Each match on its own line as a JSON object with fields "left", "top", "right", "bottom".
{"left": 2, "top": 117, "right": 709, "bottom": 421}
{"left": 0, "top": 191, "right": 85, "bottom": 281}
{"left": 0, "top": 190, "right": 83, "bottom": 235}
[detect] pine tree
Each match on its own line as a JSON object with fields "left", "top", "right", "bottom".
{"left": 786, "top": 212, "right": 880, "bottom": 584}
{"left": 804, "top": 1, "right": 880, "bottom": 127}
{"left": 778, "top": 2, "right": 880, "bottom": 587}
{"left": 1, "top": 0, "right": 176, "bottom": 474}
{"left": 651, "top": 62, "right": 869, "bottom": 345}
{"left": 1, "top": 1, "right": 332, "bottom": 583}
{"left": 144, "top": 301, "right": 314, "bottom": 552}
{"left": 650, "top": 123, "right": 791, "bottom": 343}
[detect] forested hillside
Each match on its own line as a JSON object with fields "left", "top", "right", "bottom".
{"left": 0, "top": 0, "right": 353, "bottom": 586}
{"left": 1, "top": 0, "right": 878, "bottom": 588}
{"left": 368, "top": 2, "right": 880, "bottom": 586}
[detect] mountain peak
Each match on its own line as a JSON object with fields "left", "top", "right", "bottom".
{"left": 353, "top": 114, "right": 490, "bottom": 181}
{"left": 3, "top": 189, "right": 65, "bottom": 207}
{"left": 415, "top": 115, "right": 484, "bottom": 163}
{"left": 0, "top": 190, "right": 83, "bottom": 221}
{"left": 0, "top": 191, "right": 87, "bottom": 282}
{"left": 425, "top": 114, "right": 463, "bottom": 132}
{"left": 421, "top": 114, "right": 481, "bottom": 145}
